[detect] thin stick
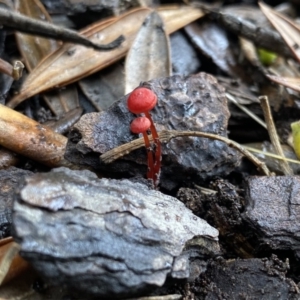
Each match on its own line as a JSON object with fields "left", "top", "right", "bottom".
{"left": 0, "top": 8, "right": 124, "bottom": 51}
{"left": 259, "top": 96, "right": 293, "bottom": 175}
{"left": 100, "top": 130, "right": 272, "bottom": 176}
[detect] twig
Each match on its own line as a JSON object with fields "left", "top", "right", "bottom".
{"left": 0, "top": 58, "right": 24, "bottom": 80}
{"left": 0, "top": 8, "right": 124, "bottom": 51}
{"left": 100, "top": 130, "right": 272, "bottom": 176}
{"left": 259, "top": 95, "right": 293, "bottom": 175}
{"left": 208, "top": 10, "right": 294, "bottom": 59}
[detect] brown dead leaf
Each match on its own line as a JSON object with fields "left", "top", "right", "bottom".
{"left": 7, "top": 6, "right": 204, "bottom": 109}
{"left": 15, "top": 0, "right": 79, "bottom": 116}
{"left": 15, "top": 0, "right": 58, "bottom": 71}
{"left": 259, "top": 2, "right": 300, "bottom": 62}
{"left": 266, "top": 75, "right": 300, "bottom": 92}
{"left": 125, "top": 11, "right": 171, "bottom": 94}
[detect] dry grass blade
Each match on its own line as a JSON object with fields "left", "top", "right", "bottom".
{"left": 7, "top": 6, "right": 204, "bottom": 108}
{"left": 125, "top": 11, "right": 171, "bottom": 94}
{"left": 259, "top": 96, "right": 293, "bottom": 175}
{"left": 244, "top": 145, "right": 300, "bottom": 164}
{"left": 259, "top": 2, "right": 300, "bottom": 61}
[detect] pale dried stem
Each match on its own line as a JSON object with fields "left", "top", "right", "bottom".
{"left": 100, "top": 130, "right": 272, "bottom": 176}
{"left": 259, "top": 96, "right": 293, "bottom": 175}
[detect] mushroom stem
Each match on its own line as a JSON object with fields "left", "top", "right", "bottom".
{"left": 142, "top": 131, "right": 155, "bottom": 181}
{"left": 144, "top": 111, "right": 161, "bottom": 185}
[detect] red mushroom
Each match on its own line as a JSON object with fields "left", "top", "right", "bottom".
{"left": 130, "top": 116, "right": 155, "bottom": 181}
{"left": 127, "top": 88, "right": 161, "bottom": 185}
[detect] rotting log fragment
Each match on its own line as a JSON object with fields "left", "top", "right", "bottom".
{"left": 65, "top": 73, "right": 241, "bottom": 190}
{"left": 12, "top": 167, "right": 219, "bottom": 299}
{"left": 243, "top": 176, "right": 300, "bottom": 261}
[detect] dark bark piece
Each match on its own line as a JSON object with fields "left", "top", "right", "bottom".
{"left": 65, "top": 73, "right": 241, "bottom": 190}
{"left": 13, "top": 167, "right": 219, "bottom": 299}
{"left": 209, "top": 10, "right": 294, "bottom": 59}
{"left": 41, "top": 0, "right": 139, "bottom": 15}
{"left": 170, "top": 31, "right": 201, "bottom": 75}
{"left": 79, "top": 62, "right": 125, "bottom": 111}
{"left": 243, "top": 176, "right": 300, "bottom": 260}
{"left": 184, "top": 20, "right": 245, "bottom": 79}
{"left": 197, "top": 256, "right": 299, "bottom": 299}
{"left": 0, "top": 167, "right": 32, "bottom": 239}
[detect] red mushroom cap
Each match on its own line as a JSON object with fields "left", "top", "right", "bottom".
{"left": 127, "top": 87, "right": 157, "bottom": 114}
{"left": 130, "top": 117, "right": 151, "bottom": 134}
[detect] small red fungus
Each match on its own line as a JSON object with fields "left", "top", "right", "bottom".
{"left": 130, "top": 117, "right": 155, "bottom": 181}
{"left": 127, "top": 88, "right": 161, "bottom": 185}
{"left": 127, "top": 88, "right": 157, "bottom": 114}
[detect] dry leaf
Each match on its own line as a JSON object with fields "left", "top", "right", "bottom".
{"left": 185, "top": 20, "right": 245, "bottom": 79}
{"left": 7, "top": 6, "right": 204, "bottom": 108}
{"left": 125, "top": 11, "right": 171, "bottom": 94}
{"left": 15, "top": 0, "right": 79, "bottom": 116}
{"left": 259, "top": 2, "right": 300, "bottom": 62}
{"left": 266, "top": 75, "right": 300, "bottom": 92}
{"left": 15, "top": 0, "right": 58, "bottom": 71}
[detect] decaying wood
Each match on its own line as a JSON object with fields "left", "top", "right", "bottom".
{"left": 13, "top": 167, "right": 220, "bottom": 299}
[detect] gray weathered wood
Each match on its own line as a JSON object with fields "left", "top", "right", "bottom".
{"left": 13, "top": 167, "right": 219, "bottom": 299}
